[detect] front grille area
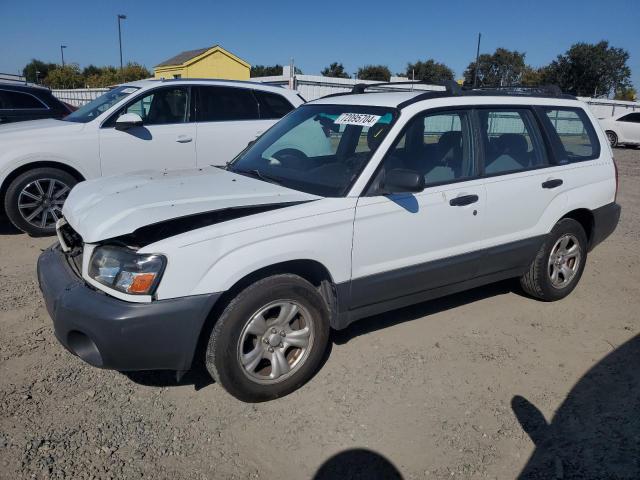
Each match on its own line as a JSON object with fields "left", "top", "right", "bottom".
{"left": 57, "top": 220, "right": 83, "bottom": 278}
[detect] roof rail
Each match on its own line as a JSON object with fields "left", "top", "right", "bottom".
{"left": 351, "top": 80, "right": 461, "bottom": 95}
{"left": 461, "top": 84, "right": 572, "bottom": 98}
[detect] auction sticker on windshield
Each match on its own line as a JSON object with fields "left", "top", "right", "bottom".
{"left": 335, "top": 113, "right": 381, "bottom": 127}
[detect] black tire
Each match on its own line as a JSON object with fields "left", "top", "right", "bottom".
{"left": 520, "top": 218, "right": 588, "bottom": 301}
{"left": 4, "top": 167, "right": 77, "bottom": 236}
{"left": 205, "top": 274, "right": 330, "bottom": 402}
{"left": 606, "top": 131, "right": 618, "bottom": 148}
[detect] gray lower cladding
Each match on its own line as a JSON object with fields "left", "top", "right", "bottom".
{"left": 332, "top": 235, "right": 547, "bottom": 330}
{"left": 37, "top": 246, "right": 220, "bottom": 371}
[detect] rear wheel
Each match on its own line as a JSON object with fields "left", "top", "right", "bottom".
{"left": 606, "top": 131, "right": 618, "bottom": 148}
{"left": 205, "top": 274, "right": 330, "bottom": 402}
{"left": 520, "top": 218, "right": 588, "bottom": 301}
{"left": 4, "top": 167, "right": 77, "bottom": 236}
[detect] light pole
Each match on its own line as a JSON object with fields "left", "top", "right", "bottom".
{"left": 473, "top": 33, "right": 481, "bottom": 88}
{"left": 60, "top": 45, "right": 67, "bottom": 67}
{"left": 117, "top": 14, "right": 127, "bottom": 71}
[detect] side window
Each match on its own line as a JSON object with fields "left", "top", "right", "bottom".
{"left": 380, "top": 110, "right": 475, "bottom": 186}
{"left": 122, "top": 87, "right": 188, "bottom": 125}
{"left": 254, "top": 90, "right": 294, "bottom": 119}
{"left": 542, "top": 107, "right": 600, "bottom": 161}
{"left": 196, "top": 86, "right": 259, "bottom": 122}
{"left": 0, "top": 90, "right": 47, "bottom": 109}
{"left": 479, "top": 109, "right": 547, "bottom": 175}
{"left": 619, "top": 112, "right": 640, "bottom": 123}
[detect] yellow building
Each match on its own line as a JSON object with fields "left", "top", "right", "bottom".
{"left": 154, "top": 45, "right": 250, "bottom": 80}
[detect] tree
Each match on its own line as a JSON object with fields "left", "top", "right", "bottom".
{"left": 321, "top": 62, "right": 349, "bottom": 78}
{"left": 357, "top": 65, "right": 391, "bottom": 81}
{"left": 541, "top": 41, "right": 631, "bottom": 97}
{"left": 614, "top": 86, "right": 637, "bottom": 101}
{"left": 405, "top": 59, "right": 454, "bottom": 83}
{"left": 250, "top": 64, "right": 283, "bottom": 77}
{"left": 463, "top": 48, "right": 527, "bottom": 87}
{"left": 43, "top": 64, "right": 84, "bottom": 88}
{"left": 82, "top": 64, "right": 102, "bottom": 77}
{"left": 22, "top": 59, "right": 57, "bottom": 84}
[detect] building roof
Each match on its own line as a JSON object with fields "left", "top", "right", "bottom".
{"left": 154, "top": 45, "right": 250, "bottom": 69}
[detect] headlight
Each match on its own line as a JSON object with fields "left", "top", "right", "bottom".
{"left": 89, "top": 246, "right": 166, "bottom": 295}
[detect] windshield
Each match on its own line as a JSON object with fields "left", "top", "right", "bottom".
{"left": 63, "top": 86, "right": 139, "bottom": 123}
{"left": 228, "top": 105, "right": 397, "bottom": 196}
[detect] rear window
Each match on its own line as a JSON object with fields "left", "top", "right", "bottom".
{"left": 541, "top": 107, "right": 600, "bottom": 162}
{"left": 0, "top": 90, "right": 47, "bottom": 109}
{"left": 254, "top": 90, "right": 294, "bottom": 119}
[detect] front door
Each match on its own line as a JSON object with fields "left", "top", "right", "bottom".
{"left": 99, "top": 86, "right": 197, "bottom": 176}
{"left": 351, "top": 109, "right": 486, "bottom": 310}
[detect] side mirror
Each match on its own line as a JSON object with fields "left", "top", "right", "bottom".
{"left": 383, "top": 168, "right": 425, "bottom": 194}
{"left": 115, "top": 112, "right": 143, "bottom": 131}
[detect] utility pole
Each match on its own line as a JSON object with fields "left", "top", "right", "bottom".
{"left": 473, "top": 33, "right": 481, "bottom": 88}
{"left": 117, "top": 14, "right": 127, "bottom": 71}
{"left": 60, "top": 45, "right": 67, "bottom": 67}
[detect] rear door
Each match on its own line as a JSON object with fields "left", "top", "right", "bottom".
{"left": 194, "top": 86, "right": 278, "bottom": 166}
{"left": 99, "top": 86, "right": 197, "bottom": 175}
{"left": 477, "top": 106, "right": 601, "bottom": 277}
{"left": 351, "top": 108, "right": 486, "bottom": 311}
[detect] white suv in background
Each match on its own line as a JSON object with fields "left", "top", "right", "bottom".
{"left": 38, "top": 82, "right": 620, "bottom": 402}
{"left": 599, "top": 111, "right": 640, "bottom": 147}
{"left": 0, "top": 79, "right": 304, "bottom": 235}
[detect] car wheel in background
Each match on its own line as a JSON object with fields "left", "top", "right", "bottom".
{"left": 520, "top": 218, "right": 588, "bottom": 302}
{"left": 205, "top": 274, "right": 330, "bottom": 402}
{"left": 4, "top": 167, "right": 77, "bottom": 236}
{"left": 606, "top": 131, "right": 618, "bottom": 148}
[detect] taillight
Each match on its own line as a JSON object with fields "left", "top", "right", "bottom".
{"left": 613, "top": 157, "right": 619, "bottom": 202}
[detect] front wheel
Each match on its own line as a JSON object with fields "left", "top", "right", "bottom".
{"left": 4, "top": 167, "right": 77, "bottom": 236}
{"left": 205, "top": 274, "right": 330, "bottom": 402}
{"left": 606, "top": 131, "right": 618, "bottom": 148}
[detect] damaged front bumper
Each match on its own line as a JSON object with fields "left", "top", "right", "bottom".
{"left": 37, "top": 245, "right": 220, "bottom": 371}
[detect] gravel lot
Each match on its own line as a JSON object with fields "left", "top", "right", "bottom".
{"left": 1, "top": 148, "right": 639, "bottom": 480}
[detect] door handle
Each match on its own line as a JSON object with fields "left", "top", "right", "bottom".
{"left": 176, "top": 135, "right": 192, "bottom": 143}
{"left": 542, "top": 179, "right": 563, "bottom": 189}
{"left": 449, "top": 194, "right": 479, "bottom": 206}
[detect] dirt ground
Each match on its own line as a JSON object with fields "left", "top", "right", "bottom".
{"left": 1, "top": 149, "right": 639, "bottom": 480}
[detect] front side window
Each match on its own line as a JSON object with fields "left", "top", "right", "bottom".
{"left": 541, "top": 107, "right": 600, "bottom": 161}
{"left": 65, "top": 85, "right": 139, "bottom": 123}
{"left": 121, "top": 87, "right": 189, "bottom": 125}
{"left": 479, "top": 109, "right": 547, "bottom": 174}
{"left": 375, "top": 110, "right": 475, "bottom": 187}
{"left": 254, "top": 90, "right": 294, "bottom": 119}
{"left": 228, "top": 105, "right": 396, "bottom": 197}
{"left": 196, "top": 86, "right": 259, "bottom": 122}
{"left": 0, "top": 90, "right": 47, "bottom": 110}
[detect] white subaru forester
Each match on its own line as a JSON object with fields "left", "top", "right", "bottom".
{"left": 38, "top": 82, "right": 620, "bottom": 402}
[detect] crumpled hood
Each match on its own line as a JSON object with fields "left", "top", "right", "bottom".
{"left": 63, "top": 167, "right": 321, "bottom": 243}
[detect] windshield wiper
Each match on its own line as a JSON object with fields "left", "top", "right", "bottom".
{"left": 231, "top": 168, "right": 282, "bottom": 186}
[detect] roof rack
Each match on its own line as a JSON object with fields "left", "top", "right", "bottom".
{"left": 460, "top": 84, "right": 574, "bottom": 98}
{"left": 351, "top": 79, "right": 461, "bottom": 95}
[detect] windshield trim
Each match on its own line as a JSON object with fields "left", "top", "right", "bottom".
{"left": 228, "top": 103, "right": 399, "bottom": 198}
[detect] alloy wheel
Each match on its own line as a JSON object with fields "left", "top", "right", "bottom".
{"left": 237, "top": 300, "right": 315, "bottom": 384}
{"left": 548, "top": 234, "right": 582, "bottom": 289}
{"left": 17, "top": 178, "right": 70, "bottom": 230}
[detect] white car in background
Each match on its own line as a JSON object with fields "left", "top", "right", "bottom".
{"left": 599, "top": 111, "right": 640, "bottom": 147}
{"left": 0, "top": 79, "right": 304, "bottom": 235}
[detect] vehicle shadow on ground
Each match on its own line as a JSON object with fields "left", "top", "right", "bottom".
{"left": 312, "top": 448, "right": 403, "bottom": 479}
{"left": 513, "top": 334, "right": 640, "bottom": 479}
{"left": 123, "top": 365, "right": 214, "bottom": 391}
{"left": 0, "top": 219, "right": 21, "bottom": 235}
{"left": 332, "top": 279, "right": 517, "bottom": 345}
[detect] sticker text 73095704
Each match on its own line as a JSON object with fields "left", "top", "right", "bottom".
{"left": 334, "top": 113, "right": 382, "bottom": 128}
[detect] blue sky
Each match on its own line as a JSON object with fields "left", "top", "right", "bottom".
{"left": 1, "top": 0, "right": 639, "bottom": 89}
